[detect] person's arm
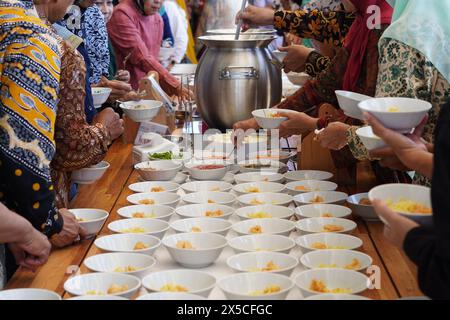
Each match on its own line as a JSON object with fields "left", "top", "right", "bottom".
{"left": 274, "top": 9, "right": 355, "bottom": 46}
{"left": 108, "top": 9, "right": 180, "bottom": 95}
{"left": 51, "top": 41, "right": 110, "bottom": 172}
{"left": 304, "top": 51, "right": 332, "bottom": 77}
{"left": 166, "top": 2, "right": 189, "bottom": 64}
{"left": 0, "top": 27, "right": 63, "bottom": 237}
{"left": 83, "top": 6, "right": 110, "bottom": 85}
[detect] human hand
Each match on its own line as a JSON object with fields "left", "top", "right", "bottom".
{"left": 100, "top": 79, "right": 132, "bottom": 102}
{"left": 50, "top": 209, "right": 87, "bottom": 248}
{"left": 8, "top": 229, "right": 51, "bottom": 271}
{"left": 235, "top": 5, "right": 275, "bottom": 31}
{"left": 367, "top": 113, "right": 429, "bottom": 172}
{"left": 279, "top": 45, "right": 314, "bottom": 73}
{"left": 372, "top": 199, "right": 419, "bottom": 248}
{"left": 233, "top": 118, "right": 260, "bottom": 132}
{"left": 276, "top": 110, "right": 317, "bottom": 138}
{"left": 114, "top": 70, "right": 131, "bottom": 83}
{"left": 316, "top": 122, "right": 350, "bottom": 150}
{"left": 95, "top": 107, "right": 124, "bottom": 140}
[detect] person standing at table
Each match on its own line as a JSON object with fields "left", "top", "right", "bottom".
{"left": 0, "top": 0, "right": 85, "bottom": 277}
{"left": 107, "top": 0, "right": 188, "bottom": 97}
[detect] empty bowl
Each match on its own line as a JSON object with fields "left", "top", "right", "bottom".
{"left": 286, "top": 72, "right": 310, "bottom": 86}
{"left": 335, "top": 90, "right": 372, "bottom": 120}
{"left": 356, "top": 126, "right": 387, "bottom": 151}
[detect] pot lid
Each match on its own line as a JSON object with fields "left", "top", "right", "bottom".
{"left": 198, "top": 35, "right": 276, "bottom": 49}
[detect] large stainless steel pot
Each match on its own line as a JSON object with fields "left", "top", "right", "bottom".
{"left": 195, "top": 35, "right": 282, "bottom": 131}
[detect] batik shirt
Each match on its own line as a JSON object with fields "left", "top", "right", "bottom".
{"left": 60, "top": 5, "right": 110, "bottom": 85}
{"left": 0, "top": 0, "right": 63, "bottom": 236}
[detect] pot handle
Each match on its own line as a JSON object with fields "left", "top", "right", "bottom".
{"left": 219, "top": 66, "right": 259, "bottom": 80}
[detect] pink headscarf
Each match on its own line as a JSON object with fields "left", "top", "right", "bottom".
{"left": 342, "top": 0, "right": 393, "bottom": 91}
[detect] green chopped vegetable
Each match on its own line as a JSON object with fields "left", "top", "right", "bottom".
{"left": 148, "top": 151, "right": 182, "bottom": 160}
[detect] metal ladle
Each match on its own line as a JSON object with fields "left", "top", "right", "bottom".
{"left": 235, "top": 0, "right": 248, "bottom": 40}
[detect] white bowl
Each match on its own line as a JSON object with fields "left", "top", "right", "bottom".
{"left": 142, "top": 270, "right": 216, "bottom": 298}
{"left": 286, "top": 72, "right": 310, "bottom": 86}
{"left": 252, "top": 109, "right": 289, "bottom": 129}
{"left": 284, "top": 170, "right": 333, "bottom": 182}
{"left": 135, "top": 160, "right": 182, "bottom": 181}
{"left": 67, "top": 295, "right": 128, "bottom": 300}
{"left": 237, "top": 192, "right": 293, "bottom": 207}
{"left": 128, "top": 181, "right": 180, "bottom": 193}
{"left": 83, "top": 253, "right": 156, "bottom": 279}
{"left": 233, "top": 182, "right": 285, "bottom": 195}
{"left": 162, "top": 233, "right": 227, "bottom": 268}
{"left": 294, "top": 191, "right": 348, "bottom": 206}
{"left": 285, "top": 180, "right": 338, "bottom": 195}
{"left": 296, "top": 217, "right": 357, "bottom": 234}
{"left": 137, "top": 292, "right": 206, "bottom": 300}
{"left": 108, "top": 218, "right": 170, "bottom": 239}
{"left": 296, "top": 233, "right": 363, "bottom": 253}
{"left": 229, "top": 235, "right": 296, "bottom": 254}
{"left": 92, "top": 87, "right": 112, "bottom": 107}
{"left": 64, "top": 272, "right": 141, "bottom": 298}
{"left": 170, "top": 218, "right": 232, "bottom": 236}
{"left": 295, "top": 204, "right": 352, "bottom": 219}
{"left": 176, "top": 204, "right": 234, "bottom": 220}
{"left": 300, "top": 249, "right": 372, "bottom": 272}
{"left": 356, "top": 126, "right": 387, "bottom": 151}
{"left": 0, "top": 289, "right": 61, "bottom": 300}
{"left": 272, "top": 50, "right": 287, "bottom": 63}
{"left": 126, "top": 192, "right": 181, "bottom": 208}
{"left": 235, "top": 172, "right": 285, "bottom": 184}
{"left": 238, "top": 160, "right": 287, "bottom": 174}
{"left": 294, "top": 269, "right": 369, "bottom": 298}
{"left": 71, "top": 161, "right": 110, "bottom": 184}
{"left": 227, "top": 252, "right": 298, "bottom": 276}
{"left": 120, "top": 100, "right": 162, "bottom": 122}
{"left": 232, "top": 218, "right": 295, "bottom": 237}
{"left": 305, "top": 294, "right": 371, "bottom": 300}
{"left": 247, "top": 150, "right": 294, "bottom": 164}
{"left": 182, "top": 191, "right": 236, "bottom": 206}
{"left": 69, "top": 209, "right": 109, "bottom": 237}
{"left": 94, "top": 234, "right": 161, "bottom": 256}
{"left": 185, "top": 161, "right": 228, "bottom": 180}
{"left": 358, "top": 97, "right": 432, "bottom": 133}
{"left": 181, "top": 181, "right": 233, "bottom": 193}
{"left": 347, "top": 193, "right": 379, "bottom": 222}
{"left": 335, "top": 90, "right": 372, "bottom": 120}
{"left": 193, "top": 150, "right": 235, "bottom": 162}
{"left": 219, "top": 272, "right": 294, "bottom": 300}
{"left": 117, "top": 205, "right": 174, "bottom": 221}
{"left": 235, "top": 205, "right": 294, "bottom": 220}
{"left": 368, "top": 183, "right": 432, "bottom": 225}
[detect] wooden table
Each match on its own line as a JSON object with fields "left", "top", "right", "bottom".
{"left": 5, "top": 139, "right": 423, "bottom": 299}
